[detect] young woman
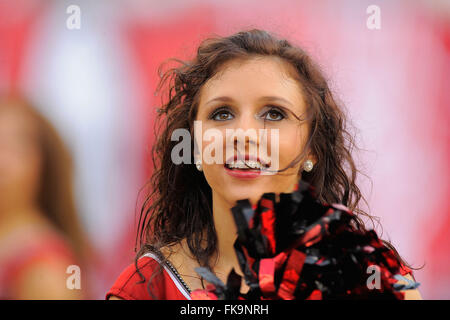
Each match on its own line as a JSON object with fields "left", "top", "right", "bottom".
{"left": 0, "top": 96, "right": 91, "bottom": 299}
{"left": 106, "top": 29, "right": 422, "bottom": 300}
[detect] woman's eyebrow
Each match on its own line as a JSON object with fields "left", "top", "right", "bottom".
{"left": 205, "top": 95, "right": 294, "bottom": 107}
{"left": 205, "top": 96, "right": 235, "bottom": 106}
{"left": 259, "top": 96, "right": 294, "bottom": 107}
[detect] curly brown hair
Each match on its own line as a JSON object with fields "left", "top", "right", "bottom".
{"left": 135, "top": 29, "right": 418, "bottom": 289}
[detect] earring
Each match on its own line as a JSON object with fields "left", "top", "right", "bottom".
{"left": 303, "top": 159, "right": 314, "bottom": 172}
{"left": 195, "top": 160, "right": 202, "bottom": 172}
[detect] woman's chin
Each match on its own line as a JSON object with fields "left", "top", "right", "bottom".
{"left": 224, "top": 188, "right": 267, "bottom": 206}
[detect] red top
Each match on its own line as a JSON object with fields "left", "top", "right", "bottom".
{"left": 105, "top": 253, "right": 190, "bottom": 300}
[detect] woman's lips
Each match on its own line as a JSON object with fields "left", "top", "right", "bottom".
{"left": 224, "top": 165, "right": 261, "bottom": 179}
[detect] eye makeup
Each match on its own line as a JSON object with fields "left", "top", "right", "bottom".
{"left": 258, "top": 105, "right": 288, "bottom": 121}
{"left": 208, "top": 105, "right": 234, "bottom": 121}
{"left": 207, "top": 104, "right": 295, "bottom": 122}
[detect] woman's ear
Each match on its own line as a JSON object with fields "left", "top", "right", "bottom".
{"left": 308, "top": 149, "right": 318, "bottom": 167}
{"left": 304, "top": 149, "right": 317, "bottom": 167}
{"left": 297, "top": 151, "right": 316, "bottom": 177}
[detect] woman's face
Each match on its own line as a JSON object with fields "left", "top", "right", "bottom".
{"left": 195, "top": 56, "right": 314, "bottom": 207}
{"left": 0, "top": 105, "right": 42, "bottom": 208}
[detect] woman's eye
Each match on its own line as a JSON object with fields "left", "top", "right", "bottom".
{"left": 213, "top": 110, "right": 234, "bottom": 121}
{"left": 263, "top": 109, "right": 285, "bottom": 121}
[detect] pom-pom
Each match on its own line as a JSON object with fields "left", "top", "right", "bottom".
{"left": 191, "top": 180, "right": 419, "bottom": 300}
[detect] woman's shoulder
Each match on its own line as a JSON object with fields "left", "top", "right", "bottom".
{"left": 105, "top": 252, "right": 189, "bottom": 300}
{"left": 105, "top": 254, "right": 161, "bottom": 300}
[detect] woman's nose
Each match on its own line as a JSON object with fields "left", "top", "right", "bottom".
{"left": 228, "top": 111, "right": 261, "bottom": 155}
{"left": 234, "top": 110, "right": 262, "bottom": 131}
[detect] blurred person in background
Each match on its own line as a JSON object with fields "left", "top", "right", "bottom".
{"left": 0, "top": 95, "right": 91, "bottom": 299}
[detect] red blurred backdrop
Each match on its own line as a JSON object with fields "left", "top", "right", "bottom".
{"left": 0, "top": 0, "right": 448, "bottom": 299}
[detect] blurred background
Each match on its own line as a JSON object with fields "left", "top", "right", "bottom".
{"left": 0, "top": 0, "right": 448, "bottom": 299}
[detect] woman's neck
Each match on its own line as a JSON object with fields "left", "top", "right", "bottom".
{"left": 0, "top": 201, "right": 37, "bottom": 220}
{"left": 210, "top": 192, "right": 242, "bottom": 276}
{"left": 0, "top": 203, "right": 46, "bottom": 239}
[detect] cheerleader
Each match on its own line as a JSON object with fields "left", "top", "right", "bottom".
{"left": 106, "top": 29, "right": 422, "bottom": 300}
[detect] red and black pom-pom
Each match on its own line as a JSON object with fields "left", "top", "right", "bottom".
{"left": 191, "top": 180, "right": 418, "bottom": 300}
